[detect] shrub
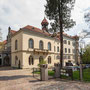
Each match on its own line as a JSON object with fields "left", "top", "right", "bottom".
{"left": 38, "top": 60, "right": 47, "bottom": 67}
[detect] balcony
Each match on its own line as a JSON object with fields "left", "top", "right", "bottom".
{"left": 33, "top": 48, "right": 49, "bottom": 55}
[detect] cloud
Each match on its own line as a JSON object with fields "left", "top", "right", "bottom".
{"left": 0, "top": 0, "right": 46, "bottom": 40}
{"left": 67, "top": 0, "right": 90, "bottom": 44}
{"left": 0, "top": 0, "right": 90, "bottom": 45}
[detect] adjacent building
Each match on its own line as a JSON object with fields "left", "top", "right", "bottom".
{"left": 0, "top": 28, "right": 16, "bottom": 66}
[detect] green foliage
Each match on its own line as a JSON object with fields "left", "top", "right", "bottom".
{"left": 84, "top": 12, "right": 90, "bottom": 26}
{"left": 38, "top": 60, "right": 47, "bottom": 67}
{"left": 45, "top": 0, "right": 76, "bottom": 33}
{"left": 82, "top": 45, "right": 90, "bottom": 64}
{"left": 33, "top": 70, "right": 54, "bottom": 76}
{"left": 73, "top": 68, "right": 90, "bottom": 82}
{"left": 48, "top": 70, "right": 54, "bottom": 76}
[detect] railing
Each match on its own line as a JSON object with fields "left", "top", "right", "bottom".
{"left": 33, "top": 48, "right": 49, "bottom": 54}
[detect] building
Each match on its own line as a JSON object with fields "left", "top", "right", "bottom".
{"left": 0, "top": 27, "right": 17, "bottom": 66}
{"left": 11, "top": 18, "right": 79, "bottom": 69}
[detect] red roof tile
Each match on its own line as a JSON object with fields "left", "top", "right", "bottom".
{"left": 11, "top": 25, "right": 78, "bottom": 40}
{"left": 10, "top": 30, "right": 17, "bottom": 34}
{"left": 23, "top": 25, "right": 51, "bottom": 36}
{"left": 3, "top": 40, "right": 7, "bottom": 44}
{"left": 57, "top": 32, "right": 79, "bottom": 39}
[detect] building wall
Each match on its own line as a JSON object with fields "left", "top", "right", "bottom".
{"left": 22, "top": 31, "right": 60, "bottom": 68}
{"left": 11, "top": 31, "right": 23, "bottom": 68}
{"left": 11, "top": 30, "right": 77, "bottom": 69}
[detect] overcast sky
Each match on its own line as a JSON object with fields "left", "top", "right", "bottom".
{"left": 0, "top": 0, "right": 90, "bottom": 44}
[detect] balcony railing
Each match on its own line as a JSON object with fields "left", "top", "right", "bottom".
{"left": 34, "top": 48, "right": 48, "bottom": 52}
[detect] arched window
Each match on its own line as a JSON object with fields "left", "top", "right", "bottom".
{"left": 15, "top": 56, "right": 18, "bottom": 65}
{"left": 15, "top": 40, "right": 18, "bottom": 50}
{"left": 48, "top": 56, "right": 51, "bottom": 64}
{"left": 57, "top": 46, "right": 59, "bottom": 52}
{"left": 39, "top": 56, "right": 43, "bottom": 63}
{"left": 39, "top": 40, "right": 43, "bottom": 50}
{"left": 29, "top": 39, "right": 34, "bottom": 48}
{"left": 29, "top": 56, "right": 34, "bottom": 65}
{"left": 48, "top": 42, "right": 51, "bottom": 51}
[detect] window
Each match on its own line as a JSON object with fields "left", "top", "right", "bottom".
{"left": 72, "top": 49, "right": 75, "bottom": 53}
{"left": 68, "top": 56, "right": 71, "bottom": 59}
{"left": 15, "top": 56, "right": 18, "bottom": 65}
{"left": 64, "top": 55, "right": 67, "bottom": 59}
{"left": 68, "top": 49, "right": 70, "bottom": 53}
{"left": 65, "top": 48, "right": 67, "bottom": 53}
{"left": 64, "top": 40, "right": 67, "bottom": 44}
{"left": 68, "top": 41, "right": 70, "bottom": 45}
{"left": 39, "top": 56, "right": 43, "bottom": 63}
{"left": 72, "top": 42, "right": 75, "bottom": 46}
{"left": 57, "top": 46, "right": 59, "bottom": 52}
{"left": 73, "top": 55, "right": 75, "bottom": 59}
{"left": 29, "top": 56, "right": 34, "bottom": 65}
{"left": 48, "top": 42, "right": 51, "bottom": 51}
{"left": 56, "top": 55, "right": 60, "bottom": 59}
{"left": 15, "top": 40, "right": 18, "bottom": 50}
{"left": 48, "top": 56, "right": 51, "bottom": 64}
{"left": 29, "top": 39, "right": 34, "bottom": 48}
{"left": 39, "top": 40, "right": 43, "bottom": 50}
{"left": 54, "top": 46, "right": 56, "bottom": 52}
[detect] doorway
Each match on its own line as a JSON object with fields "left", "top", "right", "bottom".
{"left": 0, "top": 59, "right": 2, "bottom": 65}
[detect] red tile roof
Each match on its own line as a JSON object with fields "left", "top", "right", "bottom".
{"left": 10, "top": 30, "right": 17, "bottom": 34}
{"left": 10, "top": 25, "right": 78, "bottom": 40}
{"left": 3, "top": 40, "right": 7, "bottom": 44}
{"left": 57, "top": 32, "right": 79, "bottom": 39}
{"left": 23, "top": 25, "right": 51, "bottom": 36}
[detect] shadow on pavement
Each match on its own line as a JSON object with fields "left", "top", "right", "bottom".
{"left": 0, "top": 66, "right": 20, "bottom": 71}
{"left": 0, "top": 75, "right": 32, "bottom": 81}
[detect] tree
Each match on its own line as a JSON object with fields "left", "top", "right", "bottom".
{"left": 45, "top": 0, "right": 76, "bottom": 68}
{"left": 84, "top": 12, "right": 90, "bottom": 38}
{"left": 82, "top": 45, "right": 90, "bottom": 64}
{"left": 84, "top": 11, "right": 90, "bottom": 27}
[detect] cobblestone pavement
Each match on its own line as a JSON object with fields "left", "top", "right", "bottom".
{"left": 0, "top": 67, "right": 90, "bottom": 90}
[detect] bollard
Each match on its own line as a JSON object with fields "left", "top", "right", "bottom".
{"left": 40, "top": 64, "right": 48, "bottom": 81}
{"left": 54, "top": 63, "right": 60, "bottom": 78}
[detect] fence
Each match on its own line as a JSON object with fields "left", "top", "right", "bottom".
{"left": 82, "top": 68, "right": 90, "bottom": 82}
{"left": 32, "top": 68, "right": 41, "bottom": 80}
{"left": 32, "top": 66, "right": 90, "bottom": 82}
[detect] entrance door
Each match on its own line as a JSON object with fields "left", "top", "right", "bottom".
{"left": 0, "top": 59, "right": 2, "bottom": 65}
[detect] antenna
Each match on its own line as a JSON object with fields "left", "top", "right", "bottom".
{"left": 0, "top": 28, "right": 2, "bottom": 42}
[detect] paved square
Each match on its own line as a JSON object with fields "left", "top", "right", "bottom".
{"left": 0, "top": 67, "right": 90, "bottom": 90}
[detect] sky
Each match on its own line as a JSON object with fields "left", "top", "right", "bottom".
{"left": 0, "top": 0, "right": 90, "bottom": 44}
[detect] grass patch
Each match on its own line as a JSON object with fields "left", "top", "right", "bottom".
{"left": 32, "top": 68, "right": 90, "bottom": 82}
{"left": 33, "top": 70, "right": 54, "bottom": 76}
{"left": 73, "top": 68, "right": 90, "bottom": 82}
{"left": 83, "top": 68, "right": 90, "bottom": 82}
{"left": 48, "top": 70, "right": 54, "bottom": 76}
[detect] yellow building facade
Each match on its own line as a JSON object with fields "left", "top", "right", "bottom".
{"left": 11, "top": 18, "right": 79, "bottom": 69}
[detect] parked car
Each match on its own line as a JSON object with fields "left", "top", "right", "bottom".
{"left": 85, "top": 64, "right": 90, "bottom": 68}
